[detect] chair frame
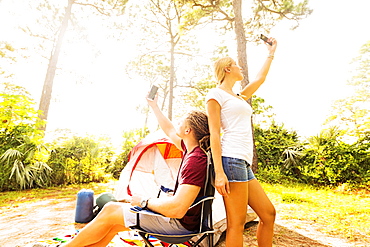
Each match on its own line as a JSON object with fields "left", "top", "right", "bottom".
{"left": 129, "top": 150, "right": 215, "bottom": 247}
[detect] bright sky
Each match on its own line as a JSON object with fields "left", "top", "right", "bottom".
{"left": 252, "top": 0, "right": 370, "bottom": 138}
{"left": 1, "top": 0, "right": 370, "bottom": 147}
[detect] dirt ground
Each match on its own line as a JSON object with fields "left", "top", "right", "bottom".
{"left": 0, "top": 193, "right": 367, "bottom": 247}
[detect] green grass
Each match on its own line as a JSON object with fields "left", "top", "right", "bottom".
{"left": 262, "top": 182, "right": 370, "bottom": 243}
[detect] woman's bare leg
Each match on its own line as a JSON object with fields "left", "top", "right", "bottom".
{"left": 248, "top": 179, "right": 276, "bottom": 247}
{"left": 223, "top": 182, "right": 248, "bottom": 247}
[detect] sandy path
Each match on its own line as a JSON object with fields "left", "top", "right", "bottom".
{"left": 1, "top": 197, "right": 365, "bottom": 247}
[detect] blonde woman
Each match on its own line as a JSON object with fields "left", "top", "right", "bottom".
{"left": 206, "top": 37, "right": 277, "bottom": 247}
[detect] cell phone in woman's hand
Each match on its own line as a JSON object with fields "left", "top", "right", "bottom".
{"left": 148, "top": 85, "right": 158, "bottom": 100}
{"left": 260, "top": 34, "right": 272, "bottom": 46}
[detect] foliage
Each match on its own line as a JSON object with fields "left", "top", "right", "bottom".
{"left": 256, "top": 125, "right": 370, "bottom": 189}
{"left": 0, "top": 42, "right": 15, "bottom": 82}
{"left": 251, "top": 95, "right": 275, "bottom": 126}
{"left": 300, "top": 128, "right": 370, "bottom": 188}
{"left": 182, "top": 74, "right": 214, "bottom": 110}
{"left": 0, "top": 144, "right": 51, "bottom": 191}
{"left": 256, "top": 166, "right": 299, "bottom": 185}
{"left": 0, "top": 83, "right": 48, "bottom": 191}
{"left": 0, "top": 82, "right": 149, "bottom": 190}
{"left": 125, "top": 0, "right": 213, "bottom": 120}
{"left": 325, "top": 41, "right": 370, "bottom": 140}
{"left": 252, "top": 93, "right": 369, "bottom": 190}
{"left": 127, "top": 54, "right": 172, "bottom": 114}
{"left": 184, "top": 0, "right": 312, "bottom": 38}
{"left": 249, "top": 0, "right": 313, "bottom": 32}
{"left": 77, "top": 0, "right": 130, "bottom": 16}
{"left": 0, "top": 83, "right": 45, "bottom": 129}
{"left": 0, "top": 42, "right": 15, "bottom": 58}
{"left": 254, "top": 122, "right": 301, "bottom": 174}
{"left": 108, "top": 128, "right": 150, "bottom": 179}
{"left": 47, "top": 135, "right": 114, "bottom": 185}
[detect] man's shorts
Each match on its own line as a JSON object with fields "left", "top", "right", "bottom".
{"left": 222, "top": 156, "right": 256, "bottom": 182}
{"left": 123, "top": 204, "right": 196, "bottom": 235}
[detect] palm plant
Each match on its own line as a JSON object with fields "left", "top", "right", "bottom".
{"left": 0, "top": 83, "right": 50, "bottom": 191}
{"left": 1, "top": 143, "right": 51, "bottom": 190}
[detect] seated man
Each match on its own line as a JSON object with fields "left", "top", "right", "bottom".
{"left": 62, "top": 93, "right": 211, "bottom": 247}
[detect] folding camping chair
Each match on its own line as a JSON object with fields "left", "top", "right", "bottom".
{"left": 129, "top": 150, "right": 215, "bottom": 247}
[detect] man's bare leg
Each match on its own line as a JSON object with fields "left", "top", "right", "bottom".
{"left": 64, "top": 202, "right": 129, "bottom": 247}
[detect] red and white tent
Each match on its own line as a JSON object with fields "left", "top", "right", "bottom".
{"left": 114, "top": 130, "right": 183, "bottom": 201}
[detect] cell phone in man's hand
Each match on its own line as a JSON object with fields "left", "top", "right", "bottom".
{"left": 260, "top": 34, "right": 272, "bottom": 46}
{"left": 148, "top": 85, "right": 159, "bottom": 100}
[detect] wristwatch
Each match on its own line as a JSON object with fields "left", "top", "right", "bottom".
{"left": 140, "top": 198, "right": 149, "bottom": 209}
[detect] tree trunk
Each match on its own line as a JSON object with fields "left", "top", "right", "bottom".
{"left": 232, "top": 0, "right": 258, "bottom": 172}
{"left": 38, "top": 0, "right": 74, "bottom": 131}
{"left": 232, "top": 0, "right": 249, "bottom": 87}
{"left": 168, "top": 38, "right": 175, "bottom": 121}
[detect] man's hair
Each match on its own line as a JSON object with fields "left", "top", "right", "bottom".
{"left": 186, "top": 110, "right": 210, "bottom": 152}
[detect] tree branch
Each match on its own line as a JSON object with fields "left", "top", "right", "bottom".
{"left": 191, "top": 1, "right": 234, "bottom": 22}
{"left": 255, "top": 0, "right": 305, "bottom": 21}
{"left": 74, "top": 2, "right": 125, "bottom": 16}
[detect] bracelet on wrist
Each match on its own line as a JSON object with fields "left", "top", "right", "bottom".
{"left": 267, "top": 54, "right": 274, "bottom": 59}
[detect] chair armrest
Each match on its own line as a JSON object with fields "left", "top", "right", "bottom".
{"left": 129, "top": 206, "right": 164, "bottom": 217}
{"left": 189, "top": 196, "right": 215, "bottom": 209}
{"left": 157, "top": 185, "right": 174, "bottom": 198}
{"left": 160, "top": 185, "right": 174, "bottom": 193}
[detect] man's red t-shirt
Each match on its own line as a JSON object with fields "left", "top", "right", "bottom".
{"left": 174, "top": 142, "right": 207, "bottom": 231}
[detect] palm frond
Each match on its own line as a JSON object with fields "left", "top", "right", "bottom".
{"left": 1, "top": 149, "right": 23, "bottom": 164}
{"left": 9, "top": 159, "right": 28, "bottom": 189}
{"left": 32, "top": 162, "right": 53, "bottom": 187}
{"left": 283, "top": 148, "right": 303, "bottom": 169}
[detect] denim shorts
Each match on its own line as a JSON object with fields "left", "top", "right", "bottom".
{"left": 222, "top": 156, "right": 256, "bottom": 182}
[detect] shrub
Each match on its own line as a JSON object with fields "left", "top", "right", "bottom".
{"left": 254, "top": 124, "right": 369, "bottom": 190}
{"left": 47, "top": 136, "right": 114, "bottom": 185}
{"left": 108, "top": 128, "right": 150, "bottom": 180}
{"left": 254, "top": 122, "right": 302, "bottom": 173}
{"left": 299, "top": 129, "right": 370, "bottom": 188}
{"left": 0, "top": 83, "right": 48, "bottom": 191}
